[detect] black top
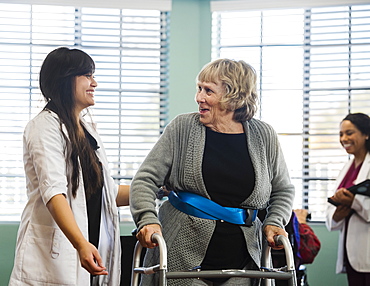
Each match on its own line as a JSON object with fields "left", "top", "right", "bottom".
{"left": 201, "top": 127, "right": 255, "bottom": 273}
{"left": 83, "top": 127, "right": 103, "bottom": 250}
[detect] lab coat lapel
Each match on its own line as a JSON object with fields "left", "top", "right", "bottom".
{"left": 355, "top": 152, "right": 370, "bottom": 184}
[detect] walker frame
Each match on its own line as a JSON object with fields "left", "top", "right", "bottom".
{"left": 130, "top": 234, "right": 297, "bottom": 286}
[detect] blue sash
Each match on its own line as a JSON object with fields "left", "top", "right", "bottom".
{"left": 168, "top": 191, "right": 257, "bottom": 226}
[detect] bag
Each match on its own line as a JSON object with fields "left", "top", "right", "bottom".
{"left": 298, "top": 223, "right": 321, "bottom": 264}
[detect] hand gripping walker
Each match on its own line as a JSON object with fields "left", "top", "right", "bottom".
{"left": 131, "top": 234, "right": 297, "bottom": 286}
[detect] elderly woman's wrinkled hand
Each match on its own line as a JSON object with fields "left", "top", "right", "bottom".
{"left": 136, "top": 224, "right": 163, "bottom": 249}
{"left": 263, "top": 224, "right": 288, "bottom": 250}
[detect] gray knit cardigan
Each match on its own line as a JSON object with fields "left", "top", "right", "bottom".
{"left": 130, "top": 112, "right": 294, "bottom": 286}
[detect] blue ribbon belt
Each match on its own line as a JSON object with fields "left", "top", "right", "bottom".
{"left": 168, "top": 191, "right": 257, "bottom": 226}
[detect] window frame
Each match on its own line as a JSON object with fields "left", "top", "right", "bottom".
{"left": 0, "top": 3, "right": 170, "bottom": 222}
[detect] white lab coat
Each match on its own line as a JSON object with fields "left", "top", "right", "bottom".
{"left": 9, "top": 110, "right": 121, "bottom": 285}
{"left": 326, "top": 152, "right": 370, "bottom": 273}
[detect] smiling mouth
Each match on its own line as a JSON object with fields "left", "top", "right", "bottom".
{"left": 199, "top": 108, "right": 209, "bottom": 114}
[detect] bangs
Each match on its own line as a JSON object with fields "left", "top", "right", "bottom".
{"left": 69, "top": 49, "right": 95, "bottom": 76}
{"left": 197, "top": 65, "right": 221, "bottom": 84}
{"left": 75, "top": 56, "right": 95, "bottom": 76}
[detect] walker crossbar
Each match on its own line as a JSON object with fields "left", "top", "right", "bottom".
{"left": 167, "top": 269, "right": 293, "bottom": 280}
{"left": 130, "top": 234, "right": 297, "bottom": 286}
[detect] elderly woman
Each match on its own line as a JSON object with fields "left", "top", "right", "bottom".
{"left": 130, "top": 58, "right": 295, "bottom": 286}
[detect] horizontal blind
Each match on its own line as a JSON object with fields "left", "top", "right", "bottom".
{"left": 211, "top": 0, "right": 370, "bottom": 12}
{"left": 0, "top": 0, "right": 172, "bottom": 11}
{"left": 303, "top": 5, "right": 370, "bottom": 220}
{"left": 212, "top": 4, "right": 370, "bottom": 222}
{"left": 0, "top": 3, "right": 169, "bottom": 221}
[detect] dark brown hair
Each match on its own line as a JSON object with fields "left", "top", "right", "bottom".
{"left": 39, "top": 47, "right": 102, "bottom": 198}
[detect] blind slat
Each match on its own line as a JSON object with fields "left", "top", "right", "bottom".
{"left": 211, "top": 0, "right": 370, "bottom": 12}
{"left": 0, "top": 0, "right": 172, "bottom": 11}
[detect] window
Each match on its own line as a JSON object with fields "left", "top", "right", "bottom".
{"left": 0, "top": 3, "right": 169, "bottom": 221}
{"left": 212, "top": 4, "right": 370, "bottom": 221}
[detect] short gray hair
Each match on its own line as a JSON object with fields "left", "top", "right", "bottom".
{"left": 196, "top": 58, "right": 258, "bottom": 121}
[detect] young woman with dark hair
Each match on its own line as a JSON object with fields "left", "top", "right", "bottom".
{"left": 9, "top": 47, "right": 129, "bottom": 286}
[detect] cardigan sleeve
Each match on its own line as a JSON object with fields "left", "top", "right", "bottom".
{"left": 130, "top": 118, "right": 176, "bottom": 231}
{"left": 259, "top": 122, "right": 295, "bottom": 229}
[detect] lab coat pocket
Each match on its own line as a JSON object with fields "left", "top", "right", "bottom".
{"left": 21, "top": 223, "right": 76, "bottom": 285}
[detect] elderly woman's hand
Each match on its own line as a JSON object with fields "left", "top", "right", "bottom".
{"left": 263, "top": 225, "right": 288, "bottom": 250}
{"left": 136, "top": 224, "right": 162, "bottom": 249}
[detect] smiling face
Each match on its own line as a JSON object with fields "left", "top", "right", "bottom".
{"left": 195, "top": 80, "right": 234, "bottom": 130}
{"left": 340, "top": 120, "right": 368, "bottom": 158}
{"left": 74, "top": 73, "right": 97, "bottom": 114}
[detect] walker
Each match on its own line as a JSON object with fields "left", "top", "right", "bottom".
{"left": 131, "top": 234, "right": 297, "bottom": 286}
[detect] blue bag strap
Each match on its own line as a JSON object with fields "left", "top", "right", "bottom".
{"left": 168, "top": 191, "right": 257, "bottom": 225}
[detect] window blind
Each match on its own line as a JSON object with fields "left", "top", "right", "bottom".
{"left": 212, "top": 4, "right": 370, "bottom": 222}
{"left": 0, "top": 3, "right": 169, "bottom": 221}
{"left": 211, "top": 0, "right": 370, "bottom": 12}
{"left": 0, "top": 0, "right": 172, "bottom": 11}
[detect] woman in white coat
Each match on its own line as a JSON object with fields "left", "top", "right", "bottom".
{"left": 326, "top": 112, "right": 370, "bottom": 286}
{"left": 9, "top": 47, "right": 129, "bottom": 286}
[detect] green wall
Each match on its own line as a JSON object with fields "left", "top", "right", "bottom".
{"left": 0, "top": 1, "right": 348, "bottom": 285}
{"left": 305, "top": 224, "right": 347, "bottom": 286}
{"left": 168, "top": 0, "right": 212, "bottom": 119}
{"left": 0, "top": 223, "right": 18, "bottom": 285}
